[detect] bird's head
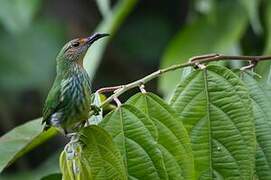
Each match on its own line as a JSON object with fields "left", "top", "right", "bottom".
{"left": 57, "top": 33, "right": 109, "bottom": 66}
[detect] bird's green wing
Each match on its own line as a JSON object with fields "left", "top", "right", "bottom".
{"left": 42, "top": 80, "right": 61, "bottom": 125}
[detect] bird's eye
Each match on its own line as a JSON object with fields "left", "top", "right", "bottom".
{"left": 71, "top": 42, "right": 80, "bottom": 47}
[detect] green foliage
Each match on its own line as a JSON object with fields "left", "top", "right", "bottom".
{"left": 60, "top": 126, "right": 126, "bottom": 180}
{"left": 127, "top": 93, "right": 194, "bottom": 179}
{"left": 241, "top": 72, "right": 271, "bottom": 179}
{"left": 99, "top": 93, "right": 195, "bottom": 179}
{"left": 100, "top": 104, "right": 168, "bottom": 179}
{"left": 0, "top": 118, "right": 58, "bottom": 173}
{"left": 170, "top": 65, "right": 256, "bottom": 179}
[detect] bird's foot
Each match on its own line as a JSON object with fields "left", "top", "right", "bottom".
{"left": 90, "top": 105, "right": 101, "bottom": 116}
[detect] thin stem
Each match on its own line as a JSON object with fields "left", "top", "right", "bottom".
{"left": 91, "top": 54, "right": 271, "bottom": 115}
{"left": 97, "top": 85, "right": 123, "bottom": 93}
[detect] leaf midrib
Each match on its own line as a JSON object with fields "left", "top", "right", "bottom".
{"left": 203, "top": 69, "right": 213, "bottom": 179}
{"left": 119, "top": 108, "right": 128, "bottom": 176}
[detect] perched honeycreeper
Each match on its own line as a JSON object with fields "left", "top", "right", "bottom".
{"left": 42, "top": 33, "right": 109, "bottom": 134}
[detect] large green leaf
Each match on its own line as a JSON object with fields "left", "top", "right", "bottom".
{"left": 84, "top": 0, "right": 138, "bottom": 80}
{"left": 241, "top": 72, "right": 271, "bottom": 179}
{"left": 170, "top": 65, "right": 256, "bottom": 179}
{"left": 60, "top": 125, "right": 126, "bottom": 180}
{"left": 159, "top": 1, "right": 247, "bottom": 98}
{"left": 99, "top": 104, "right": 168, "bottom": 180}
{"left": 0, "top": 118, "right": 58, "bottom": 173}
{"left": 127, "top": 92, "right": 195, "bottom": 180}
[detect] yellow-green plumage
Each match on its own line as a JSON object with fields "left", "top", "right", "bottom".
{"left": 42, "top": 33, "right": 108, "bottom": 134}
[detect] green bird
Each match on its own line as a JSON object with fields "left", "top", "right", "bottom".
{"left": 42, "top": 33, "right": 109, "bottom": 134}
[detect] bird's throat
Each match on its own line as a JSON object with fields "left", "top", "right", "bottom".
{"left": 57, "top": 59, "right": 85, "bottom": 78}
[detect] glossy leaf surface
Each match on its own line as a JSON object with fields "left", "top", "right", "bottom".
{"left": 127, "top": 92, "right": 195, "bottom": 179}
{"left": 170, "top": 65, "right": 256, "bottom": 179}
{"left": 100, "top": 104, "right": 168, "bottom": 179}
{"left": 60, "top": 126, "right": 126, "bottom": 180}
{"left": 242, "top": 72, "right": 271, "bottom": 179}
{"left": 0, "top": 118, "right": 58, "bottom": 173}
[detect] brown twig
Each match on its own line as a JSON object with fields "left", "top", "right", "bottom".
{"left": 96, "top": 85, "right": 123, "bottom": 93}
{"left": 91, "top": 54, "right": 271, "bottom": 116}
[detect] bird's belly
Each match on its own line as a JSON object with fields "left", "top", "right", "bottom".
{"left": 60, "top": 84, "right": 91, "bottom": 129}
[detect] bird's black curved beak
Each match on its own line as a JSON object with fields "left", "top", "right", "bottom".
{"left": 86, "top": 33, "right": 109, "bottom": 45}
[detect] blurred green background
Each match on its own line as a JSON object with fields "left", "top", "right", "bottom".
{"left": 0, "top": 0, "right": 270, "bottom": 179}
